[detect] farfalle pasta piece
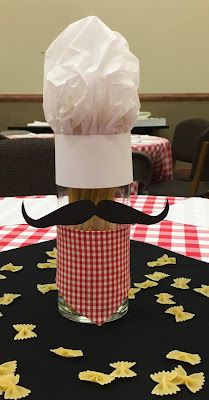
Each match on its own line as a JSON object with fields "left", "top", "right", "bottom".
{"left": 134, "top": 280, "right": 158, "bottom": 289}
{"left": 4, "top": 384, "right": 31, "bottom": 399}
{"left": 171, "top": 277, "right": 191, "bottom": 289}
{"left": 0, "top": 373, "right": 20, "bottom": 393}
{"left": 165, "top": 305, "right": 195, "bottom": 322}
{"left": 166, "top": 350, "right": 201, "bottom": 365}
{"left": 46, "top": 247, "right": 57, "bottom": 258}
{"left": 0, "top": 361, "right": 17, "bottom": 376}
{"left": 194, "top": 284, "right": 209, "bottom": 298}
{"left": 150, "top": 370, "right": 180, "bottom": 396}
{"left": 50, "top": 347, "right": 83, "bottom": 358}
{"left": 78, "top": 370, "right": 115, "bottom": 385}
{"left": 0, "top": 274, "right": 7, "bottom": 279}
{"left": 0, "top": 264, "right": 23, "bottom": 273}
{"left": 37, "top": 283, "right": 57, "bottom": 294}
{"left": 0, "top": 312, "right": 2, "bottom": 317}
{"left": 0, "top": 294, "right": 21, "bottom": 305}
{"left": 147, "top": 254, "right": 176, "bottom": 267}
{"left": 13, "top": 324, "right": 37, "bottom": 340}
{"left": 155, "top": 293, "right": 176, "bottom": 305}
{"left": 46, "top": 258, "right": 57, "bottom": 265}
{"left": 172, "top": 365, "right": 205, "bottom": 393}
{"left": 128, "top": 288, "right": 141, "bottom": 299}
{"left": 0, "top": 363, "right": 31, "bottom": 399}
{"left": 109, "top": 361, "right": 137, "bottom": 378}
{"left": 37, "top": 262, "right": 56, "bottom": 269}
{"left": 145, "top": 272, "right": 170, "bottom": 281}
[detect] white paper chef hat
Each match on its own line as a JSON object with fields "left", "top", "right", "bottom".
{"left": 43, "top": 16, "right": 140, "bottom": 188}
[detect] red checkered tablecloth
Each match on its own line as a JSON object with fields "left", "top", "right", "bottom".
{"left": 132, "top": 136, "right": 173, "bottom": 183}
{"left": 0, "top": 196, "right": 209, "bottom": 263}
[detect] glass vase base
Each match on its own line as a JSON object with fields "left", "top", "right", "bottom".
{"left": 58, "top": 295, "right": 128, "bottom": 324}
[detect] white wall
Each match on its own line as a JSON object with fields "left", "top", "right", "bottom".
{"left": 1, "top": 0, "right": 209, "bottom": 93}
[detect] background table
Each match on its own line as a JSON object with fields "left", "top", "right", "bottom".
{"left": 8, "top": 118, "right": 169, "bottom": 136}
{"left": 0, "top": 195, "right": 209, "bottom": 263}
{"left": 131, "top": 136, "right": 173, "bottom": 183}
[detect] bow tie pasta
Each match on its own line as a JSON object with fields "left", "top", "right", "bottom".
{"left": 50, "top": 347, "right": 83, "bottom": 358}
{"left": 194, "top": 284, "right": 209, "bottom": 298}
{"left": 109, "top": 361, "right": 137, "bottom": 378}
{"left": 166, "top": 350, "right": 201, "bottom": 365}
{"left": 165, "top": 305, "right": 195, "bottom": 322}
{"left": 150, "top": 370, "right": 180, "bottom": 396}
{"left": 79, "top": 370, "right": 115, "bottom": 385}
{"left": 172, "top": 365, "right": 205, "bottom": 393}
{"left": 13, "top": 324, "right": 37, "bottom": 340}
{"left": 171, "top": 277, "right": 191, "bottom": 289}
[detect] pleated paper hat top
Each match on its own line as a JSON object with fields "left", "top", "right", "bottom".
{"left": 43, "top": 16, "right": 140, "bottom": 188}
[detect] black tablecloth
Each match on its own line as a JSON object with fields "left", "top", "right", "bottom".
{"left": 0, "top": 240, "right": 208, "bottom": 399}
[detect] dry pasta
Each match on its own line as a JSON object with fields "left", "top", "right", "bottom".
{"left": 172, "top": 365, "right": 205, "bottom": 393}
{"left": 147, "top": 254, "right": 176, "bottom": 268}
{"left": 0, "top": 312, "right": 2, "bottom": 317}
{"left": 109, "top": 361, "right": 137, "bottom": 378}
{"left": 145, "top": 272, "right": 170, "bottom": 281}
{"left": 4, "top": 384, "right": 31, "bottom": 399}
{"left": 134, "top": 280, "right": 158, "bottom": 289}
{"left": 193, "top": 284, "right": 209, "bottom": 298}
{"left": 150, "top": 370, "right": 180, "bottom": 396}
{"left": 128, "top": 288, "right": 141, "bottom": 299}
{"left": 0, "top": 361, "right": 17, "bottom": 376}
{"left": 166, "top": 350, "right": 201, "bottom": 365}
{"left": 0, "top": 373, "right": 20, "bottom": 393}
{"left": 0, "top": 263, "right": 23, "bottom": 272}
{"left": 13, "top": 324, "right": 37, "bottom": 340}
{"left": 0, "top": 293, "right": 21, "bottom": 305}
{"left": 171, "top": 277, "right": 191, "bottom": 289}
{"left": 46, "top": 258, "right": 57, "bottom": 265}
{"left": 0, "top": 361, "right": 31, "bottom": 399}
{"left": 46, "top": 248, "right": 57, "bottom": 258}
{"left": 155, "top": 293, "right": 176, "bottom": 305}
{"left": 37, "top": 283, "right": 57, "bottom": 294}
{"left": 0, "top": 274, "right": 6, "bottom": 280}
{"left": 68, "top": 187, "right": 117, "bottom": 231}
{"left": 165, "top": 305, "right": 195, "bottom": 322}
{"left": 78, "top": 370, "right": 115, "bottom": 385}
{"left": 50, "top": 347, "right": 83, "bottom": 358}
{"left": 37, "top": 262, "right": 56, "bottom": 269}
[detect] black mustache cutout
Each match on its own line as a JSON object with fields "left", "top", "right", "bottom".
{"left": 22, "top": 199, "right": 169, "bottom": 228}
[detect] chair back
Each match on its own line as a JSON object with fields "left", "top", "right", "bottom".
{"left": 0, "top": 138, "right": 56, "bottom": 196}
{"left": 190, "top": 129, "right": 209, "bottom": 180}
{"left": 190, "top": 141, "right": 209, "bottom": 196}
{"left": 132, "top": 151, "right": 153, "bottom": 194}
{"left": 172, "top": 118, "right": 209, "bottom": 164}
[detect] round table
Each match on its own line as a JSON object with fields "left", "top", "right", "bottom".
{"left": 131, "top": 135, "right": 173, "bottom": 183}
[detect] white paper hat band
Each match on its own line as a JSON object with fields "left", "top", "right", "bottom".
{"left": 55, "top": 132, "right": 133, "bottom": 188}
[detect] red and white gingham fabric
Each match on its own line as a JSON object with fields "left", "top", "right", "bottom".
{"left": 56, "top": 225, "right": 130, "bottom": 325}
{"left": 1, "top": 196, "right": 209, "bottom": 264}
{"left": 131, "top": 136, "right": 173, "bottom": 183}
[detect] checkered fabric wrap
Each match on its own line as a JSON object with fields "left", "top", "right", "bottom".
{"left": 56, "top": 225, "right": 131, "bottom": 325}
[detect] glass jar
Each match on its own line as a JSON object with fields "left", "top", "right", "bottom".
{"left": 56, "top": 185, "right": 131, "bottom": 325}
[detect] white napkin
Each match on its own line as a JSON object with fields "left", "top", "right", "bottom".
{"left": 0, "top": 197, "right": 57, "bottom": 226}
{"left": 43, "top": 16, "right": 140, "bottom": 135}
{"left": 165, "top": 197, "right": 209, "bottom": 228}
